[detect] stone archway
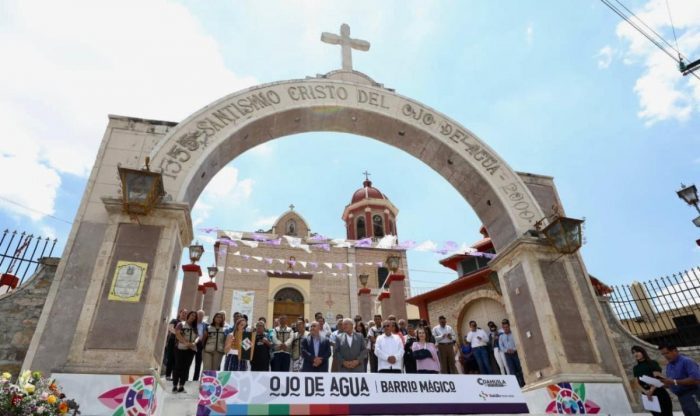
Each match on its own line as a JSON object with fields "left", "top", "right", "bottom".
{"left": 23, "top": 69, "right": 633, "bottom": 409}
{"left": 149, "top": 72, "right": 542, "bottom": 250}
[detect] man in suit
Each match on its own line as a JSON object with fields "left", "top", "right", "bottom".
{"left": 336, "top": 318, "right": 367, "bottom": 373}
{"left": 301, "top": 321, "right": 331, "bottom": 372}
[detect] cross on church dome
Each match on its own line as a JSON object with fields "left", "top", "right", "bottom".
{"left": 321, "top": 23, "right": 370, "bottom": 71}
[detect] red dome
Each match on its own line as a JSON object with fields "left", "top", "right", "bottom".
{"left": 351, "top": 180, "right": 386, "bottom": 204}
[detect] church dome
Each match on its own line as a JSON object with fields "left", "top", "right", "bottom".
{"left": 351, "top": 180, "right": 387, "bottom": 203}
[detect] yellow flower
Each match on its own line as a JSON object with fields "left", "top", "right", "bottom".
{"left": 58, "top": 402, "right": 69, "bottom": 413}
{"left": 24, "top": 383, "right": 35, "bottom": 394}
{"left": 1, "top": 372, "right": 11, "bottom": 380}
{"left": 47, "top": 394, "right": 57, "bottom": 404}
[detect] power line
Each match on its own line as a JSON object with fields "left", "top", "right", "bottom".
{"left": 612, "top": 0, "right": 681, "bottom": 57}
{"left": 664, "top": 0, "right": 680, "bottom": 56}
{"left": 600, "top": 0, "right": 700, "bottom": 80}
{"left": 0, "top": 195, "right": 73, "bottom": 225}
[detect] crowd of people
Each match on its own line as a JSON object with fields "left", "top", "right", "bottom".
{"left": 162, "top": 308, "right": 700, "bottom": 415}
{"left": 162, "top": 310, "right": 527, "bottom": 393}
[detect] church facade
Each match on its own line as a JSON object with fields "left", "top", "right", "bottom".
{"left": 215, "top": 178, "right": 411, "bottom": 323}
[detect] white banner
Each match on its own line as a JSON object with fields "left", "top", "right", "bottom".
{"left": 197, "top": 371, "right": 528, "bottom": 415}
{"left": 231, "top": 290, "right": 255, "bottom": 321}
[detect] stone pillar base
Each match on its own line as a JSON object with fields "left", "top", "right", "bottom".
{"left": 357, "top": 287, "right": 372, "bottom": 323}
{"left": 179, "top": 265, "right": 201, "bottom": 312}
{"left": 378, "top": 291, "right": 391, "bottom": 317}
{"left": 387, "top": 273, "right": 407, "bottom": 320}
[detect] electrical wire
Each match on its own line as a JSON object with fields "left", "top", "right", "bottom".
{"left": 0, "top": 195, "right": 73, "bottom": 225}
{"left": 612, "top": 0, "right": 682, "bottom": 58}
{"left": 664, "top": 0, "right": 681, "bottom": 57}
{"left": 600, "top": 0, "right": 700, "bottom": 80}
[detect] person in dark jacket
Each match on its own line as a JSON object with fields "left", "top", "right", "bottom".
{"left": 301, "top": 321, "right": 331, "bottom": 372}
{"left": 250, "top": 321, "right": 272, "bottom": 371}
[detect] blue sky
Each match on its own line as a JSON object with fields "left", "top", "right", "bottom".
{"left": 1, "top": 0, "right": 699, "bottom": 296}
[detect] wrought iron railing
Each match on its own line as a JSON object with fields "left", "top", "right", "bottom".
{"left": 0, "top": 229, "right": 57, "bottom": 294}
{"left": 607, "top": 267, "right": 700, "bottom": 347}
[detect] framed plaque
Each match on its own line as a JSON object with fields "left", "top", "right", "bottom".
{"left": 108, "top": 260, "right": 148, "bottom": 302}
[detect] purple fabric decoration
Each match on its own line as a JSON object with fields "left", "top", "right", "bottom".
{"left": 309, "top": 234, "right": 328, "bottom": 241}
{"left": 354, "top": 237, "right": 373, "bottom": 248}
{"left": 267, "top": 238, "right": 282, "bottom": 246}
{"left": 396, "top": 240, "right": 417, "bottom": 250}
{"left": 264, "top": 258, "right": 273, "bottom": 265}
{"left": 243, "top": 268, "right": 249, "bottom": 273}
{"left": 243, "top": 255, "right": 250, "bottom": 260}
{"left": 251, "top": 233, "right": 267, "bottom": 241}
{"left": 309, "top": 262, "right": 318, "bottom": 268}
{"left": 334, "top": 263, "right": 344, "bottom": 270}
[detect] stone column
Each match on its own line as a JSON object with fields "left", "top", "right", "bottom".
{"left": 25, "top": 198, "right": 193, "bottom": 375}
{"left": 378, "top": 291, "right": 391, "bottom": 318}
{"left": 179, "top": 264, "right": 201, "bottom": 312}
{"left": 202, "top": 282, "right": 217, "bottom": 318}
{"left": 357, "top": 287, "right": 372, "bottom": 323}
{"left": 194, "top": 285, "right": 204, "bottom": 312}
{"left": 387, "top": 273, "right": 407, "bottom": 321}
{"left": 489, "top": 236, "right": 632, "bottom": 411}
{"left": 347, "top": 247, "right": 358, "bottom": 317}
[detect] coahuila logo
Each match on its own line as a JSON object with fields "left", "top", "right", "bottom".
{"left": 477, "top": 378, "right": 507, "bottom": 388}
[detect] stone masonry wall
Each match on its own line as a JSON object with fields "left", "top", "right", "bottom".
{"left": 0, "top": 257, "right": 59, "bottom": 375}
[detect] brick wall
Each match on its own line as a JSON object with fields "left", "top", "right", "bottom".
{"left": 0, "top": 257, "right": 59, "bottom": 375}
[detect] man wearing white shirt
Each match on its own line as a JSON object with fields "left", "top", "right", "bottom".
{"left": 432, "top": 315, "right": 458, "bottom": 374}
{"left": 466, "top": 320, "right": 492, "bottom": 374}
{"left": 375, "top": 320, "right": 404, "bottom": 373}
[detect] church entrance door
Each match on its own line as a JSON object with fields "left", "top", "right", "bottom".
{"left": 273, "top": 288, "right": 304, "bottom": 321}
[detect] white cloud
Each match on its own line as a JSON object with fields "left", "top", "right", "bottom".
{"left": 613, "top": 0, "right": 700, "bottom": 125}
{"left": 0, "top": 151, "right": 60, "bottom": 222}
{"left": 253, "top": 216, "right": 278, "bottom": 229}
{"left": 526, "top": 23, "right": 534, "bottom": 45}
{"left": 0, "top": 0, "right": 257, "bottom": 221}
{"left": 205, "top": 166, "right": 254, "bottom": 201}
{"left": 414, "top": 240, "right": 438, "bottom": 252}
{"left": 597, "top": 46, "right": 614, "bottom": 69}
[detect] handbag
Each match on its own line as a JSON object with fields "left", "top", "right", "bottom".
{"left": 413, "top": 348, "right": 432, "bottom": 360}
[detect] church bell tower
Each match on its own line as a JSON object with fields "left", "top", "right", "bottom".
{"left": 341, "top": 173, "right": 399, "bottom": 240}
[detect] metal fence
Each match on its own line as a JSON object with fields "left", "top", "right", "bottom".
{"left": 0, "top": 229, "right": 57, "bottom": 294}
{"left": 607, "top": 267, "right": 700, "bottom": 347}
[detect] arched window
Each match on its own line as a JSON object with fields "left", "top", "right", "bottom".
{"left": 286, "top": 219, "right": 297, "bottom": 236}
{"left": 373, "top": 214, "right": 384, "bottom": 237}
{"left": 356, "top": 217, "right": 366, "bottom": 239}
{"left": 274, "top": 287, "right": 304, "bottom": 303}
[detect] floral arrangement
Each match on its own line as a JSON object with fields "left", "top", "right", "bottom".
{"left": 0, "top": 370, "right": 80, "bottom": 415}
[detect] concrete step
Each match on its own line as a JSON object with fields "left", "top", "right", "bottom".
{"left": 160, "top": 380, "right": 200, "bottom": 416}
